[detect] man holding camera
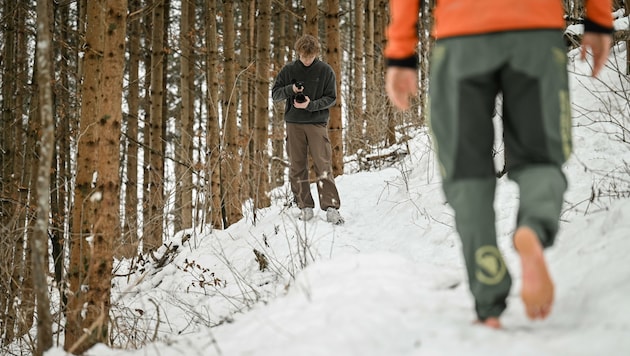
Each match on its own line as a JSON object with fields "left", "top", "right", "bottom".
{"left": 272, "top": 34, "right": 344, "bottom": 225}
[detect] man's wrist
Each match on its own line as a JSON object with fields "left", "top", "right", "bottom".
{"left": 583, "top": 18, "right": 614, "bottom": 34}
{"left": 386, "top": 54, "right": 418, "bottom": 69}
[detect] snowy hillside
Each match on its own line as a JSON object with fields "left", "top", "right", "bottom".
{"left": 46, "top": 38, "right": 630, "bottom": 356}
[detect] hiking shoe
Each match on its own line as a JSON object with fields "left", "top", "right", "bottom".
{"left": 326, "top": 207, "right": 344, "bottom": 225}
{"left": 300, "top": 207, "right": 314, "bottom": 221}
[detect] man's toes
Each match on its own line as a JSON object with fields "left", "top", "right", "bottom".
{"left": 540, "top": 303, "right": 552, "bottom": 319}
{"left": 525, "top": 306, "right": 536, "bottom": 319}
{"left": 483, "top": 317, "right": 502, "bottom": 329}
{"left": 474, "top": 317, "right": 502, "bottom": 329}
{"left": 526, "top": 302, "right": 552, "bottom": 320}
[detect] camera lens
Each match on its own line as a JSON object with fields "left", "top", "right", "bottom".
{"left": 294, "top": 81, "right": 306, "bottom": 103}
{"left": 294, "top": 93, "right": 306, "bottom": 103}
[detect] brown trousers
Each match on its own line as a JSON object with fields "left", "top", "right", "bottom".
{"left": 286, "top": 122, "right": 341, "bottom": 210}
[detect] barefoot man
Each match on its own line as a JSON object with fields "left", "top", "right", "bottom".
{"left": 384, "top": 0, "right": 613, "bottom": 328}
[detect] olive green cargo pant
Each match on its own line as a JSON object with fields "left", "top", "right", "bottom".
{"left": 428, "top": 30, "right": 570, "bottom": 320}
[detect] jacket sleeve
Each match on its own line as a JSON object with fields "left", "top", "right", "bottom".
{"left": 271, "top": 67, "right": 293, "bottom": 102}
{"left": 384, "top": 0, "right": 420, "bottom": 68}
{"left": 584, "top": 0, "right": 614, "bottom": 34}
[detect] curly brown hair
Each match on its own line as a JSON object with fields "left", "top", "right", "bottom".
{"left": 294, "top": 34, "right": 320, "bottom": 56}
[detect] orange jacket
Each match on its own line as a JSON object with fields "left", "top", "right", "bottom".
{"left": 385, "top": 0, "right": 614, "bottom": 66}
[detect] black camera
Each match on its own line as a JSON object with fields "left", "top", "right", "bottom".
{"left": 293, "top": 81, "right": 306, "bottom": 103}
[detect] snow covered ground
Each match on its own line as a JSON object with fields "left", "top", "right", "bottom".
{"left": 47, "top": 31, "right": 629, "bottom": 356}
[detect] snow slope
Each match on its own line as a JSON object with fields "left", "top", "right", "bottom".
{"left": 46, "top": 34, "right": 630, "bottom": 356}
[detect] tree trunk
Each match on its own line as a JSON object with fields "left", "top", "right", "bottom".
{"left": 177, "top": 0, "right": 195, "bottom": 231}
{"left": 239, "top": 0, "right": 253, "bottom": 203}
{"left": 418, "top": 0, "right": 433, "bottom": 126}
{"left": 119, "top": 0, "right": 142, "bottom": 258}
{"left": 16, "top": 11, "right": 32, "bottom": 332}
{"left": 347, "top": 0, "right": 365, "bottom": 155}
{"left": 378, "top": 0, "right": 397, "bottom": 147}
{"left": 205, "top": 0, "right": 223, "bottom": 229}
{"left": 142, "top": 2, "right": 153, "bottom": 249}
{"left": 271, "top": 0, "right": 287, "bottom": 189}
{"left": 33, "top": 0, "right": 55, "bottom": 353}
{"left": 3, "top": 0, "right": 37, "bottom": 343}
{"left": 221, "top": 0, "right": 243, "bottom": 227}
{"left": 304, "top": 0, "right": 318, "bottom": 36}
{"left": 145, "top": 0, "right": 165, "bottom": 251}
{"left": 0, "top": 0, "right": 19, "bottom": 342}
{"left": 50, "top": 0, "right": 75, "bottom": 310}
{"left": 364, "top": 0, "right": 376, "bottom": 144}
{"left": 65, "top": 0, "right": 103, "bottom": 351}
{"left": 0, "top": 1, "right": 17, "bottom": 221}
{"left": 325, "top": 0, "right": 344, "bottom": 177}
{"left": 288, "top": 0, "right": 299, "bottom": 56}
{"left": 254, "top": 0, "right": 272, "bottom": 209}
{"left": 626, "top": 0, "right": 629, "bottom": 75}
{"left": 66, "top": 0, "right": 126, "bottom": 353}
{"left": 87, "top": 0, "right": 126, "bottom": 347}
{"left": 122, "top": 0, "right": 141, "bottom": 258}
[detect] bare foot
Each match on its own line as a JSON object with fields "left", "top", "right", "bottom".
{"left": 475, "top": 317, "right": 502, "bottom": 329}
{"left": 514, "top": 226, "right": 554, "bottom": 320}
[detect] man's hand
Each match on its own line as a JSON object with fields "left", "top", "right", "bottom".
{"left": 293, "top": 96, "right": 310, "bottom": 109}
{"left": 580, "top": 32, "right": 612, "bottom": 77}
{"left": 386, "top": 66, "right": 418, "bottom": 110}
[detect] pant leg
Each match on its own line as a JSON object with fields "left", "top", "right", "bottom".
{"left": 286, "top": 123, "right": 315, "bottom": 209}
{"left": 429, "top": 34, "right": 513, "bottom": 320}
{"left": 500, "top": 30, "right": 570, "bottom": 247}
{"left": 305, "top": 123, "right": 341, "bottom": 210}
{"left": 431, "top": 31, "right": 570, "bottom": 320}
{"left": 444, "top": 179, "right": 512, "bottom": 319}
{"left": 510, "top": 166, "right": 567, "bottom": 247}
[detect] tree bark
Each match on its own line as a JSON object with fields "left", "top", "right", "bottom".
{"left": 50, "top": 0, "right": 75, "bottom": 310}
{"left": 65, "top": 0, "right": 103, "bottom": 351}
{"left": 239, "top": 0, "right": 253, "bottom": 202}
{"left": 177, "top": 0, "right": 195, "bottom": 231}
{"left": 16, "top": 11, "right": 32, "bottom": 331}
{"left": 145, "top": 0, "right": 166, "bottom": 251}
{"left": 254, "top": 0, "right": 272, "bottom": 209}
{"left": 418, "top": 0, "right": 433, "bottom": 126}
{"left": 122, "top": 0, "right": 141, "bottom": 258}
{"left": 65, "top": 0, "right": 126, "bottom": 353}
{"left": 364, "top": 0, "right": 377, "bottom": 144}
{"left": 325, "top": 0, "right": 344, "bottom": 177}
{"left": 304, "top": 0, "right": 318, "bottom": 36}
{"left": 221, "top": 0, "right": 243, "bottom": 227}
{"left": 88, "top": 0, "right": 126, "bottom": 347}
{"left": 626, "top": 0, "right": 629, "bottom": 75}
{"left": 0, "top": 0, "right": 20, "bottom": 342}
{"left": 33, "top": 0, "right": 55, "bottom": 352}
{"left": 271, "top": 0, "right": 287, "bottom": 189}
{"left": 377, "top": 0, "right": 396, "bottom": 147}
{"left": 205, "top": 0, "right": 223, "bottom": 229}
{"left": 142, "top": 0, "right": 153, "bottom": 249}
{"left": 347, "top": 0, "right": 365, "bottom": 155}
